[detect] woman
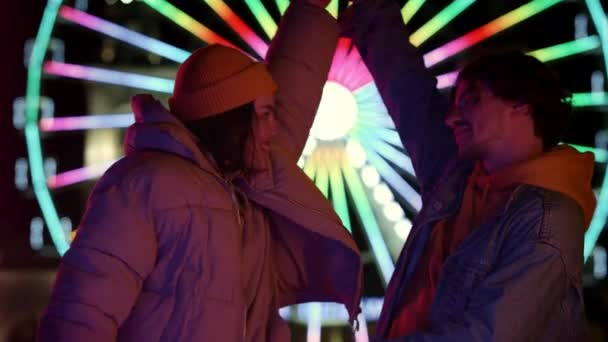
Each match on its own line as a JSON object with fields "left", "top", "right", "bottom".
{"left": 38, "top": 1, "right": 362, "bottom": 341}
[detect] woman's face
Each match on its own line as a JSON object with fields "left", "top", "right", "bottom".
{"left": 251, "top": 94, "right": 278, "bottom": 153}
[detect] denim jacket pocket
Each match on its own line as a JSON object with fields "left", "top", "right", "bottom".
{"left": 434, "top": 259, "right": 490, "bottom": 321}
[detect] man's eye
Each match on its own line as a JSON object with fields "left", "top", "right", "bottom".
{"left": 459, "top": 95, "right": 479, "bottom": 109}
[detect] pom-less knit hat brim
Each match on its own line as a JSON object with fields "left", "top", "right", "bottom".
{"left": 169, "top": 51, "right": 277, "bottom": 121}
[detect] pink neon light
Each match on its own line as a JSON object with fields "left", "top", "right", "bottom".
{"left": 45, "top": 60, "right": 86, "bottom": 78}
{"left": 328, "top": 38, "right": 374, "bottom": 92}
{"left": 436, "top": 71, "right": 459, "bottom": 89}
{"left": 60, "top": 6, "right": 101, "bottom": 31}
{"left": 329, "top": 38, "right": 351, "bottom": 79}
{"left": 424, "top": 26, "right": 493, "bottom": 67}
{"left": 340, "top": 46, "right": 374, "bottom": 92}
{"left": 47, "top": 160, "right": 118, "bottom": 189}
{"left": 39, "top": 114, "right": 134, "bottom": 132}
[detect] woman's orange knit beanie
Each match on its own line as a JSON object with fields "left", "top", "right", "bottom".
{"left": 169, "top": 44, "right": 277, "bottom": 121}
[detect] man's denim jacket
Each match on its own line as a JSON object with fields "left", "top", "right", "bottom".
{"left": 343, "top": 0, "right": 588, "bottom": 340}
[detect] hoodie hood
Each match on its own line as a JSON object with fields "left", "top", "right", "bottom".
{"left": 474, "top": 145, "right": 596, "bottom": 227}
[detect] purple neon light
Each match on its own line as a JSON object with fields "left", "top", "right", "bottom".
{"left": 47, "top": 160, "right": 118, "bottom": 189}
{"left": 40, "top": 114, "right": 134, "bottom": 132}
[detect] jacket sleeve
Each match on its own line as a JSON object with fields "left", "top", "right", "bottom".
{"left": 265, "top": 0, "right": 339, "bottom": 160}
{"left": 38, "top": 181, "right": 157, "bottom": 342}
{"left": 382, "top": 200, "right": 583, "bottom": 342}
{"left": 342, "top": 0, "right": 457, "bottom": 197}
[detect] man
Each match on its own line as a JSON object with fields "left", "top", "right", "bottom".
{"left": 38, "top": 1, "right": 362, "bottom": 341}
{"left": 342, "top": 0, "right": 596, "bottom": 340}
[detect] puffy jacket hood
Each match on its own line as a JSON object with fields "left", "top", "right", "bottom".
{"left": 126, "top": 94, "right": 211, "bottom": 170}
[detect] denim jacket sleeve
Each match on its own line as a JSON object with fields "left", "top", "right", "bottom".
{"left": 379, "top": 191, "right": 585, "bottom": 342}
{"left": 341, "top": 0, "right": 457, "bottom": 198}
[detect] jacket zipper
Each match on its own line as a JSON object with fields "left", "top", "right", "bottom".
{"left": 243, "top": 310, "right": 247, "bottom": 340}
{"left": 221, "top": 180, "right": 248, "bottom": 341}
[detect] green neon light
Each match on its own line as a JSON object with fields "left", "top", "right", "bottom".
{"left": 571, "top": 92, "right": 608, "bottom": 107}
{"left": 529, "top": 36, "right": 601, "bottom": 62}
{"left": 276, "top": 0, "right": 289, "bottom": 15}
{"left": 328, "top": 0, "right": 339, "bottom": 18}
{"left": 401, "top": 0, "right": 427, "bottom": 24}
{"left": 328, "top": 159, "right": 351, "bottom": 232}
{"left": 585, "top": 0, "right": 608, "bottom": 71}
{"left": 270, "top": 0, "right": 337, "bottom": 18}
{"left": 584, "top": 0, "right": 608, "bottom": 262}
{"left": 244, "top": 0, "right": 278, "bottom": 39}
{"left": 587, "top": 173, "right": 608, "bottom": 259}
{"left": 25, "top": 0, "right": 69, "bottom": 255}
{"left": 410, "top": 0, "right": 475, "bottom": 47}
{"left": 342, "top": 159, "right": 394, "bottom": 285}
{"left": 303, "top": 155, "right": 317, "bottom": 180}
{"left": 568, "top": 144, "right": 608, "bottom": 163}
{"left": 315, "top": 161, "right": 329, "bottom": 198}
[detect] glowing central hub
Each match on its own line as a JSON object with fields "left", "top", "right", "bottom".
{"left": 310, "top": 82, "right": 358, "bottom": 141}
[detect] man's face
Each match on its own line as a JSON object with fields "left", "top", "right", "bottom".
{"left": 445, "top": 80, "right": 517, "bottom": 160}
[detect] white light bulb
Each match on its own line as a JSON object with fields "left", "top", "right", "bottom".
{"left": 361, "top": 165, "right": 380, "bottom": 187}
{"left": 394, "top": 219, "right": 412, "bottom": 240}
{"left": 346, "top": 139, "right": 366, "bottom": 168}
{"left": 310, "top": 82, "right": 358, "bottom": 141}
{"left": 383, "top": 201, "right": 404, "bottom": 222}
{"left": 373, "top": 183, "right": 393, "bottom": 205}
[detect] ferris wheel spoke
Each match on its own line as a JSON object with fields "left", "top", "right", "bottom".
{"left": 436, "top": 36, "right": 603, "bottom": 89}
{"left": 59, "top": 5, "right": 190, "bottom": 63}
{"left": 242, "top": 0, "right": 278, "bottom": 39}
{"left": 424, "top": 0, "right": 563, "bottom": 67}
{"left": 40, "top": 113, "right": 134, "bottom": 132}
{"left": 410, "top": 0, "right": 475, "bottom": 47}
{"left": 401, "top": 0, "right": 427, "bottom": 24}
{"left": 203, "top": 0, "right": 269, "bottom": 58}
{"left": 141, "top": 0, "right": 239, "bottom": 50}
{"left": 44, "top": 61, "right": 174, "bottom": 93}
{"left": 47, "top": 159, "right": 118, "bottom": 189}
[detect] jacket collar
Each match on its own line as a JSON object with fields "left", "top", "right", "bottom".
{"left": 420, "top": 158, "right": 474, "bottom": 224}
{"left": 126, "top": 94, "right": 275, "bottom": 190}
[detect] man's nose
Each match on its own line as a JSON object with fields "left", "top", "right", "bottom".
{"left": 445, "top": 109, "right": 461, "bottom": 127}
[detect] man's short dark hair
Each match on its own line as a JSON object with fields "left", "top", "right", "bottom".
{"left": 452, "top": 50, "right": 572, "bottom": 150}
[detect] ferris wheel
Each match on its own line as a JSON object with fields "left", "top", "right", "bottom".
{"left": 18, "top": 0, "right": 608, "bottom": 340}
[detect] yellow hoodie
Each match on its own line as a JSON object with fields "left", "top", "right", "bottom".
{"left": 474, "top": 145, "right": 597, "bottom": 228}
